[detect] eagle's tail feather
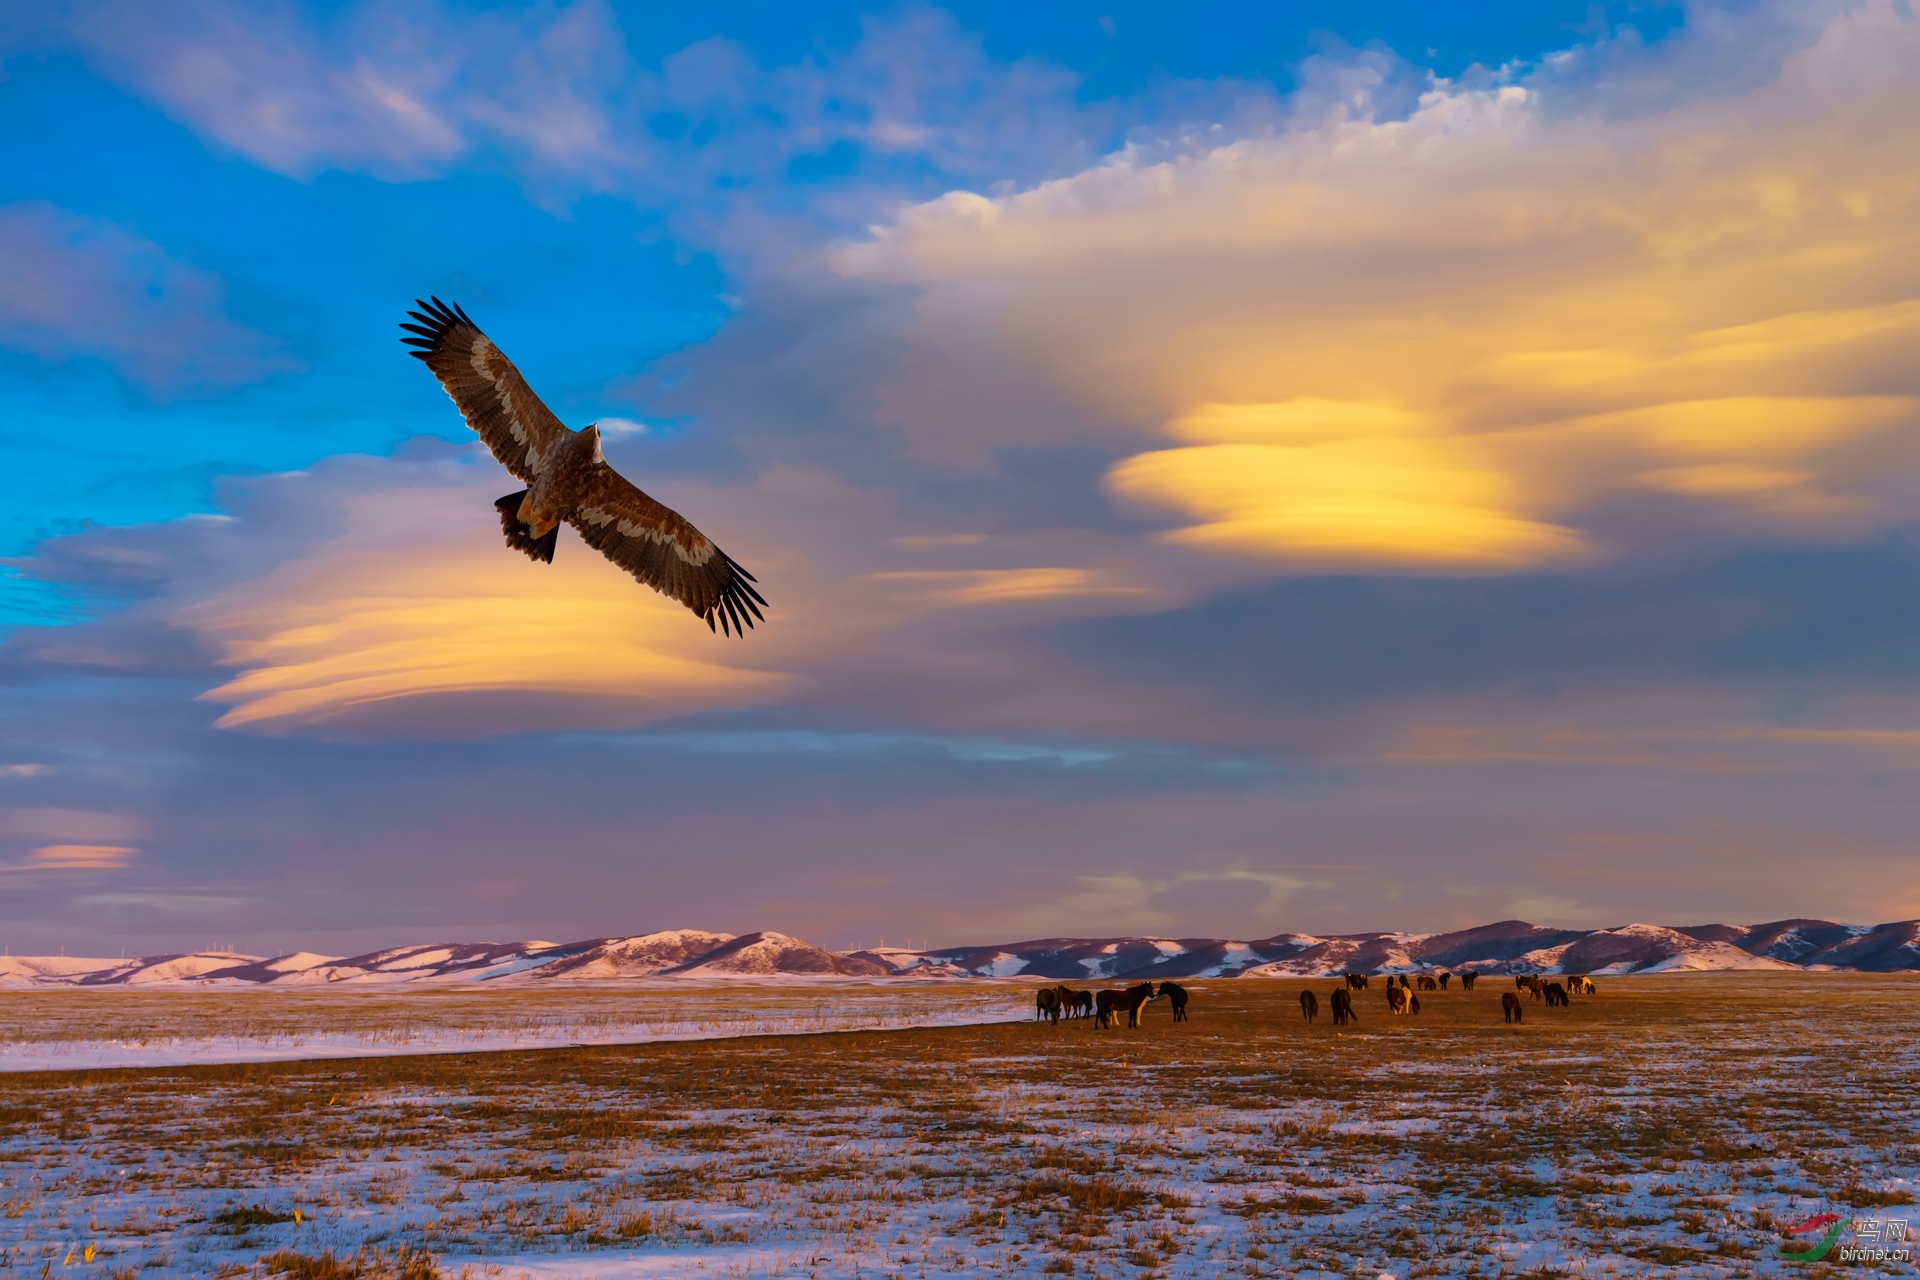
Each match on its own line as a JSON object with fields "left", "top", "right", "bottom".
{"left": 495, "top": 491, "right": 557, "bottom": 564}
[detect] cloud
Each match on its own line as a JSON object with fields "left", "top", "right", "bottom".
{"left": 4, "top": 442, "right": 1204, "bottom": 739}
{"left": 63, "top": 0, "right": 468, "bottom": 180}
{"left": 176, "top": 474, "right": 797, "bottom": 734}
{"left": 1106, "top": 401, "right": 1591, "bottom": 569}
{"left": 18, "top": 844, "right": 139, "bottom": 871}
{"left": 51, "top": 0, "right": 1111, "bottom": 230}
{"left": 0, "top": 808, "right": 149, "bottom": 841}
{"left": 835, "top": 0, "right": 1920, "bottom": 571}
{"left": 0, "top": 202, "right": 296, "bottom": 396}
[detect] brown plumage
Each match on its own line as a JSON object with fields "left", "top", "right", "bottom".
{"left": 400, "top": 297, "right": 766, "bottom": 636}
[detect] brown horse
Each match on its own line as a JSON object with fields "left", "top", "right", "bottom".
{"left": 1093, "top": 990, "right": 1124, "bottom": 1028}
{"left": 1387, "top": 985, "right": 1410, "bottom": 1014}
{"left": 1415, "top": 974, "right": 1438, "bottom": 991}
{"left": 1409, "top": 994, "right": 1421, "bottom": 1015}
{"left": 1544, "top": 982, "right": 1569, "bottom": 1007}
{"left": 1121, "top": 982, "right": 1158, "bottom": 1028}
{"left": 1568, "top": 976, "right": 1595, "bottom": 995}
{"left": 1159, "top": 981, "right": 1189, "bottom": 1023}
{"left": 1502, "top": 991, "right": 1524, "bottom": 1023}
{"left": 1330, "top": 988, "right": 1356, "bottom": 1026}
{"left": 1518, "top": 975, "right": 1545, "bottom": 1001}
{"left": 1459, "top": 972, "right": 1478, "bottom": 990}
{"left": 1065, "top": 989, "right": 1093, "bottom": 1019}
{"left": 1299, "top": 989, "right": 1319, "bottom": 1023}
{"left": 1036, "top": 988, "right": 1060, "bottom": 1022}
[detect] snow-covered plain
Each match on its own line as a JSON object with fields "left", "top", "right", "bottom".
{"left": 0, "top": 983, "right": 1028, "bottom": 1071}
{"left": 0, "top": 973, "right": 1914, "bottom": 1279}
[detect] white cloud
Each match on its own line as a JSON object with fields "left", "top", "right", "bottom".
{"left": 53, "top": 0, "right": 1112, "bottom": 226}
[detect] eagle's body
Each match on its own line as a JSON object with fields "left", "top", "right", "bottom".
{"left": 400, "top": 297, "right": 765, "bottom": 635}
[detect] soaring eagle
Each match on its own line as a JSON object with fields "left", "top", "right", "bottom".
{"left": 400, "top": 297, "right": 765, "bottom": 636}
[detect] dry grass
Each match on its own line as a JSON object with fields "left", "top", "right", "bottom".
{"left": 0, "top": 973, "right": 1914, "bottom": 1277}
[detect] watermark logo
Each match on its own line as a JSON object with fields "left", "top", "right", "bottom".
{"left": 1771, "top": 1212, "right": 1911, "bottom": 1265}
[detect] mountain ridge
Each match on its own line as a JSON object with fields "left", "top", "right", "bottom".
{"left": 3, "top": 916, "right": 1914, "bottom": 987}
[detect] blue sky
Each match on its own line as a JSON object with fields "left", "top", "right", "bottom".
{"left": 3, "top": 0, "right": 1918, "bottom": 956}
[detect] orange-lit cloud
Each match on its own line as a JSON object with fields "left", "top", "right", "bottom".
{"left": 180, "top": 484, "right": 798, "bottom": 734}
{"left": 23, "top": 844, "right": 139, "bottom": 870}
{"left": 1107, "top": 401, "right": 1589, "bottom": 568}
{"left": 839, "top": 1, "right": 1920, "bottom": 569}
{"left": 864, "top": 566, "right": 1157, "bottom": 605}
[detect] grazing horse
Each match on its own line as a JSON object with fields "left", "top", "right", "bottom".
{"left": 1330, "top": 988, "right": 1356, "bottom": 1026}
{"left": 1159, "top": 981, "right": 1190, "bottom": 1023}
{"left": 1036, "top": 988, "right": 1061, "bottom": 1023}
{"left": 1568, "top": 976, "right": 1595, "bottom": 996}
{"left": 1415, "top": 975, "right": 1438, "bottom": 991}
{"left": 1501, "top": 991, "right": 1524, "bottom": 1023}
{"left": 1518, "top": 975, "right": 1545, "bottom": 1001}
{"left": 1459, "top": 972, "right": 1477, "bottom": 990}
{"left": 1387, "top": 985, "right": 1410, "bottom": 1014}
{"left": 1544, "top": 982, "right": 1569, "bottom": 1007}
{"left": 1121, "top": 982, "right": 1158, "bottom": 1029}
{"left": 1299, "top": 989, "right": 1319, "bottom": 1023}
{"left": 1344, "top": 972, "right": 1369, "bottom": 991}
{"left": 1437, "top": 972, "right": 1452, "bottom": 990}
{"left": 1409, "top": 994, "right": 1421, "bottom": 1015}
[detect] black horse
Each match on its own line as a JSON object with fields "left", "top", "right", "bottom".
{"left": 1158, "top": 981, "right": 1189, "bottom": 1023}
{"left": 1459, "top": 972, "right": 1478, "bottom": 990}
{"left": 1331, "top": 988, "right": 1356, "bottom": 1026}
{"left": 1344, "top": 972, "right": 1370, "bottom": 991}
{"left": 1299, "top": 989, "right": 1319, "bottom": 1022}
{"left": 1036, "top": 988, "right": 1061, "bottom": 1022}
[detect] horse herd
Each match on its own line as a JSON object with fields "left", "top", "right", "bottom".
{"left": 1035, "top": 981, "right": 1189, "bottom": 1028}
{"left": 1322, "top": 970, "right": 1599, "bottom": 1024}
{"left": 1034, "top": 970, "right": 1599, "bottom": 1029}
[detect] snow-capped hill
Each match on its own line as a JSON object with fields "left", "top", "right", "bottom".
{"left": 0, "top": 954, "right": 136, "bottom": 985}
{"left": 1499, "top": 924, "right": 1797, "bottom": 975}
{"left": 5, "top": 916, "right": 1917, "bottom": 986}
{"left": 1792, "top": 919, "right": 1920, "bottom": 971}
{"left": 524, "top": 930, "right": 736, "bottom": 979}
{"left": 668, "top": 932, "right": 889, "bottom": 977}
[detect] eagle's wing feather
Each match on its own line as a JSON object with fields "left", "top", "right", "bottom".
{"left": 400, "top": 297, "right": 570, "bottom": 483}
{"left": 570, "top": 463, "right": 767, "bottom": 636}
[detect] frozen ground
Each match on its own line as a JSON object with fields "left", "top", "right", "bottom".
{"left": 0, "top": 974, "right": 1914, "bottom": 1279}
{"left": 0, "top": 983, "right": 1027, "bottom": 1071}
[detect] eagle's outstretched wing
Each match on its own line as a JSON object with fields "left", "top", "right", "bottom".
{"left": 400, "top": 297, "right": 571, "bottom": 483}
{"left": 570, "top": 463, "right": 767, "bottom": 636}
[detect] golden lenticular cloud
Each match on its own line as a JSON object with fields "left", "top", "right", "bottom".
{"left": 1108, "top": 400, "right": 1588, "bottom": 567}
{"left": 184, "top": 489, "right": 793, "bottom": 734}
{"left": 839, "top": 0, "right": 1920, "bottom": 571}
